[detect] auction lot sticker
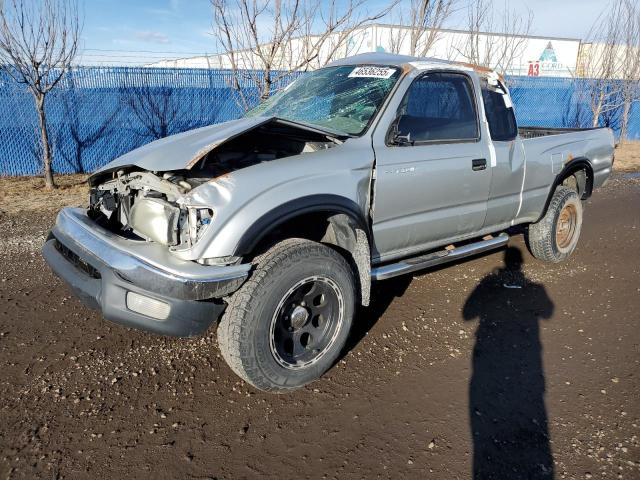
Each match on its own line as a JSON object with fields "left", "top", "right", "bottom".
{"left": 348, "top": 66, "right": 396, "bottom": 79}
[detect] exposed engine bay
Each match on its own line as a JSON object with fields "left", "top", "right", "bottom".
{"left": 88, "top": 170, "right": 210, "bottom": 248}
{"left": 88, "top": 121, "right": 339, "bottom": 249}
{"left": 188, "top": 121, "right": 340, "bottom": 175}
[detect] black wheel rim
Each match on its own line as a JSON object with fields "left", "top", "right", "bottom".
{"left": 269, "top": 276, "right": 344, "bottom": 369}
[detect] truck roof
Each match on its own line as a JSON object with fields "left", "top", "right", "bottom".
{"left": 325, "top": 52, "right": 500, "bottom": 79}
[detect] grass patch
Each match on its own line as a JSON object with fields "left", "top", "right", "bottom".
{"left": 0, "top": 174, "right": 88, "bottom": 216}
{"left": 614, "top": 141, "right": 640, "bottom": 172}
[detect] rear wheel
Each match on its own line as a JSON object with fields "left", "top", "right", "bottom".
{"left": 217, "top": 238, "right": 355, "bottom": 392}
{"left": 526, "top": 186, "right": 583, "bottom": 263}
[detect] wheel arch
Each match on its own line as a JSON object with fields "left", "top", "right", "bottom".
{"left": 537, "top": 157, "right": 593, "bottom": 222}
{"left": 233, "top": 195, "right": 372, "bottom": 306}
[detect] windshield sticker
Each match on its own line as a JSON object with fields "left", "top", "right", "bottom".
{"left": 348, "top": 66, "right": 396, "bottom": 79}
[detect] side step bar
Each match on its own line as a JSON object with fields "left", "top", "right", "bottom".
{"left": 371, "top": 233, "right": 509, "bottom": 281}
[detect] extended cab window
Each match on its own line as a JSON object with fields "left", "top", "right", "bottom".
{"left": 481, "top": 81, "right": 517, "bottom": 141}
{"left": 394, "top": 72, "right": 479, "bottom": 143}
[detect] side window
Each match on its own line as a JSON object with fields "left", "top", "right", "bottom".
{"left": 481, "top": 81, "right": 517, "bottom": 141}
{"left": 395, "top": 72, "right": 479, "bottom": 143}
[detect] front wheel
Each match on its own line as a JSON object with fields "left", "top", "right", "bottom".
{"left": 526, "top": 186, "right": 583, "bottom": 263}
{"left": 217, "top": 239, "right": 356, "bottom": 392}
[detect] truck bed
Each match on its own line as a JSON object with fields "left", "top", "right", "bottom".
{"left": 514, "top": 125, "right": 614, "bottom": 225}
{"left": 518, "top": 126, "right": 603, "bottom": 140}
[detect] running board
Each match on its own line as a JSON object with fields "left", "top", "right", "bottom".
{"left": 371, "top": 234, "right": 509, "bottom": 281}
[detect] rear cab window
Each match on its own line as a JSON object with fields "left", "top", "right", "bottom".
{"left": 481, "top": 79, "right": 518, "bottom": 141}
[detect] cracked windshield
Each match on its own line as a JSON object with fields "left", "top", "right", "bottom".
{"left": 246, "top": 65, "right": 401, "bottom": 136}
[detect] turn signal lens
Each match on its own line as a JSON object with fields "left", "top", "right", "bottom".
{"left": 126, "top": 292, "right": 170, "bottom": 320}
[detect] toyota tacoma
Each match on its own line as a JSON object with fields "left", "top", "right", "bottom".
{"left": 43, "top": 53, "right": 615, "bottom": 392}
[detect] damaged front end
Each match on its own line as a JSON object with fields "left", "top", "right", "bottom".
{"left": 88, "top": 117, "right": 342, "bottom": 259}
{"left": 89, "top": 170, "right": 213, "bottom": 249}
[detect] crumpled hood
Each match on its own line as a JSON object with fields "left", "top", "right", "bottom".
{"left": 95, "top": 116, "right": 273, "bottom": 174}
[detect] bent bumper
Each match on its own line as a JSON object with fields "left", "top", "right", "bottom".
{"left": 43, "top": 208, "right": 251, "bottom": 336}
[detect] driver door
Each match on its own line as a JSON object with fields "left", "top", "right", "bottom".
{"left": 371, "top": 71, "right": 492, "bottom": 262}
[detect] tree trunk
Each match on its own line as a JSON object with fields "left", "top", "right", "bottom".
{"left": 261, "top": 68, "right": 272, "bottom": 101}
{"left": 620, "top": 97, "right": 632, "bottom": 143}
{"left": 592, "top": 89, "right": 611, "bottom": 128}
{"left": 35, "top": 94, "right": 56, "bottom": 189}
{"left": 410, "top": 28, "right": 418, "bottom": 57}
{"left": 592, "top": 99, "right": 602, "bottom": 128}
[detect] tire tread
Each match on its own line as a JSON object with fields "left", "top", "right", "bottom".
{"left": 526, "top": 186, "right": 582, "bottom": 263}
{"left": 217, "top": 238, "right": 354, "bottom": 391}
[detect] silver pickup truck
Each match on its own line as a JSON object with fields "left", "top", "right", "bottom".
{"left": 44, "top": 53, "right": 614, "bottom": 391}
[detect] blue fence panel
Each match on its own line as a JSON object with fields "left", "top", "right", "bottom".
{"left": 0, "top": 68, "right": 638, "bottom": 176}
{"left": 508, "top": 75, "right": 640, "bottom": 138}
{"left": 509, "top": 76, "right": 579, "bottom": 128}
{"left": 0, "top": 67, "right": 300, "bottom": 176}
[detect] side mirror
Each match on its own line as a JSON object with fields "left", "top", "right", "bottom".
{"left": 391, "top": 114, "right": 414, "bottom": 146}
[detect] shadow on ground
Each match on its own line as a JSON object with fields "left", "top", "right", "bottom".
{"left": 343, "top": 274, "right": 413, "bottom": 356}
{"left": 463, "top": 247, "right": 555, "bottom": 479}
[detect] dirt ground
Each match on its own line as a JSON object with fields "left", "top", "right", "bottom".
{"left": 615, "top": 141, "right": 640, "bottom": 172}
{"left": 1, "top": 172, "right": 639, "bottom": 479}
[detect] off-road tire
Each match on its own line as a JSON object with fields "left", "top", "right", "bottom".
{"left": 526, "top": 186, "right": 583, "bottom": 263}
{"left": 217, "top": 238, "right": 356, "bottom": 392}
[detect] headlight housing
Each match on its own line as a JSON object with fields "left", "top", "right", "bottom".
{"left": 129, "top": 197, "right": 181, "bottom": 245}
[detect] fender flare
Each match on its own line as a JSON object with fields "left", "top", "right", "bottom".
{"left": 536, "top": 157, "right": 593, "bottom": 223}
{"left": 233, "top": 194, "right": 370, "bottom": 256}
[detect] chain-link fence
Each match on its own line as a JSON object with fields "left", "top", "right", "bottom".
{"left": 0, "top": 67, "right": 301, "bottom": 176}
{"left": 508, "top": 76, "right": 639, "bottom": 135}
{"left": 0, "top": 68, "right": 638, "bottom": 176}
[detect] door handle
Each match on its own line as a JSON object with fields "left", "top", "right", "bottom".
{"left": 472, "top": 158, "right": 487, "bottom": 171}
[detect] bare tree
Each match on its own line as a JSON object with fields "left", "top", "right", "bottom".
{"left": 576, "top": 0, "right": 640, "bottom": 129}
{"left": 577, "top": 2, "right": 623, "bottom": 127}
{"left": 449, "top": 0, "right": 533, "bottom": 76}
{"left": 0, "top": 0, "right": 80, "bottom": 189}
{"left": 618, "top": 0, "right": 640, "bottom": 141}
{"left": 211, "top": 0, "right": 395, "bottom": 108}
{"left": 388, "top": 0, "right": 456, "bottom": 57}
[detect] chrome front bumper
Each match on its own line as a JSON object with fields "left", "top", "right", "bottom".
{"left": 43, "top": 208, "right": 251, "bottom": 336}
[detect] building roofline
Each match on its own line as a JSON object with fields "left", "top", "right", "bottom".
{"left": 147, "top": 23, "right": 584, "bottom": 67}
{"left": 367, "top": 22, "right": 583, "bottom": 43}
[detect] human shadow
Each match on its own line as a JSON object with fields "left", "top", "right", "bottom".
{"left": 463, "top": 247, "right": 555, "bottom": 479}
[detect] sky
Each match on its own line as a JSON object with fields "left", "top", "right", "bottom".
{"left": 79, "top": 0, "right": 214, "bottom": 64}
{"left": 79, "top": 0, "right": 611, "bottom": 65}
